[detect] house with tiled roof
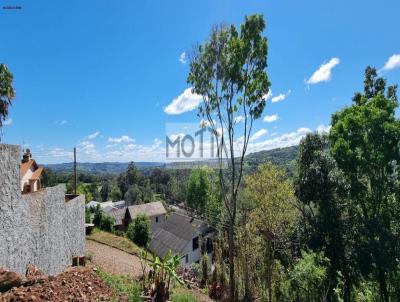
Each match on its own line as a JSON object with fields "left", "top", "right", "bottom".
{"left": 20, "top": 149, "right": 44, "bottom": 194}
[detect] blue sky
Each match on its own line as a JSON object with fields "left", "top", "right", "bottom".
{"left": 1, "top": 0, "right": 399, "bottom": 163}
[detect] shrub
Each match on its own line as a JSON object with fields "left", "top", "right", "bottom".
{"left": 127, "top": 214, "right": 151, "bottom": 247}
{"left": 100, "top": 215, "right": 115, "bottom": 233}
{"left": 85, "top": 207, "right": 92, "bottom": 223}
{"left": 93, "top": 204, "right": 104, "bottom": 227}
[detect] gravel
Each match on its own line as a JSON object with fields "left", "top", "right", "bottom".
{"left": 86, "top": 239, "right": 143, "bottom": 279}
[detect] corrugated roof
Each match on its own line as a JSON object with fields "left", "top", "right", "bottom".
{"left": 108, "top": 208, "right": 126, "bottom": 226}
{"left": 127, "top": 201, "right": 166, "bottom": 219}
{"left": 149, "top": 212, "right": 208, "bottom": 258}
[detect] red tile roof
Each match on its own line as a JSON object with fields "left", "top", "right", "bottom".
{"left": 30, "top": 167, "right": 43, "bottom": 180}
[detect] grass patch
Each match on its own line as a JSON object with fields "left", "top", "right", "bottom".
{"left": 96, "top": 268, "right": 142, "bottom": 302}
{"left": 171, "top": 291, "right": 198, "bottom": 302}
{"left": 87, "top": 229, "right": 145, "bottom": 256}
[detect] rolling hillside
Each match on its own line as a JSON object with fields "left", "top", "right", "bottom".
{"left": 45, "top": 145, "right": 299, "bottom": 174}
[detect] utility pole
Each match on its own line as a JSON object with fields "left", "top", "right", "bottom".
{"left": 74, "top": 147, "right": 77, "bottom": 194}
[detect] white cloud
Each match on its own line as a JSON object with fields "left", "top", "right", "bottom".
{"left": 60, "top": 120, "right": 67, "bottom": 125}
{"left": 250, "top": 129, "right": 268, "bottom": 141}
{"left": 248, "top": 127, "right": 312, "bottom": 153}
{"left": 234, "top": 116, "right": 245, "bottom": 124}
{"left": 264, "top": 114, "right": 279, "bottom": 123}
{"left": 108, "top": 135, "right": 135, "bottom": 144}
{"left": 79, "top": 140, "right": 97, "bottom": 156}
{"left": 380, "top": 54, "right": 400, "bottom": 72}
{"left": 306, "top": 58, "right": 340, "bottom": 85}
{"left": 179, "top": 52, "right": 187, "bottom": 64}
{"left": 47, "top": 148, "right": 73, "bottom": 158}
{"left": 3, "top": 118, "right": 12, "bottom": 126}
{"left": 271, "top": 90, "right": 291, "bottom": 103}
{"left": 262, "top": 90, "right": 272, "bottom": 100}
{"left": 165, "top": 88, "right": 203, "bottom": 115}
{"left": 316, "top": 124, "right": 331, "bottom": 134}
{"left": 88, "top": 131, "right": 100, "bottom": 140}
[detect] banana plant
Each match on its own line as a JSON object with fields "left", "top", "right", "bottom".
{"left": 150, "top": 251, "right": 183, "bottom": 301}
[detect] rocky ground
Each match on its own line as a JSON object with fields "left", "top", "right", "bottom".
{"left": 0, "top": 266, "right": 127, "bottom": 302}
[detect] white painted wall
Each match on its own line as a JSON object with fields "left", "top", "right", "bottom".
{"left": 20, "top": 167, "right": 34, "bottom": 191}
{"left": 150, "top": 214, "right": 167, "bottom": 235}
{"left": 179, "top": 233, "right": 203, "bottom": 268}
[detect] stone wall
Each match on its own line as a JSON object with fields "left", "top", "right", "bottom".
{"left": 0, "top": 144, "right": 85, "bottom": 276}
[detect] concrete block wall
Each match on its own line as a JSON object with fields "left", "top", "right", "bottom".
{"left": 0, "top": 144, "right": 85, "bottom": 276}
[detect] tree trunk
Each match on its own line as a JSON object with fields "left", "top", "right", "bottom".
{"left": 228, "top": 225, "right": 235, "bottom": 302}
{"left": 378, "top": 269, "right": 389, "bottom": 302}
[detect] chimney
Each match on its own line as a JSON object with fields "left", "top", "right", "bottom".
{"left": 22, "top": 148, "right": 32, "bottom": 163}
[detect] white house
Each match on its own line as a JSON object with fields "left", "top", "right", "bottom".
{"left": 149, "top": 212, "right": 214, "bottom": 267}
{"left": 20, "top": 151, "right": 43, "bottom": 194}
{"left": 125, "top": 201, "right": 167, "bottom": 234}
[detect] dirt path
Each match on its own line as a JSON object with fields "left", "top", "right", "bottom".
{"left": 86, "top": 239, "right": 143, "bottom": 279}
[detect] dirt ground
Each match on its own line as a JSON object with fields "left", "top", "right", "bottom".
{"left": 86, "top": 239, "right": 143, "bottom": 279}
{"left": 0, "top": 266, "right": 127, "bottom": 302}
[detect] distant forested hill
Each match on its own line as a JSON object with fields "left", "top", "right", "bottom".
{"left": 45, "top": 145, "right": 299, "bottom": 175}
{"left": 244, "top": 145, "right": 298, "bottom": 175}
{"left": 45, "top": 161, "right": 164, "bottom": 174}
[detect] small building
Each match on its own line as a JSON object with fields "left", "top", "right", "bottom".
{"left": 125, "top": 201, "right": 167, "bottom": 234}
{"left": 108, "top": 207, "right": 126, "bottom": 231}
{"left": 86, "top": 200, "right": 126, "bottom": 212}
{"left": 20, "top": 149, "right": 43, "bottom": 194}
{"left": 109, "top": 201, "right": 167, "bottom": 233}
{"left": 149, "top": 212, "right": 214, "bottom": 267}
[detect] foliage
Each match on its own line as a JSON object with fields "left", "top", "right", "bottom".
{"left": 186, "top": 168, "right": 208, "bottom": 214}
{"left": 93, "top": 204, "right": 104, "bottom": 227}
{"left": 110, "top": 186, "right": 122, "bottom": 201}
{"left": 243, "top": 162, "right": 299, "bottom": 301}
{"left": 330, "top": 67, "right": 400, "bottom": 301}
{"left": 170, "top": 292, "right": 197, "bottom": 302}
{"left": 148, "top": 252, "right": 183, "bottom": 302}
{"left": 286, "top": 251, "right": 331, "bottom": 302}
{"left": 92, "top": 204, "right": 115, "bottom": 233}
{"left": 100, "top": 181, "right": 110, "bottom": 202}
{"left": 186, "top": 167, "right": 223, "bottom": 225}
{"left": 100, "top": 215, "right": 115, "bottom": 233}
{"left": 96, "top": 268, "right": 142, "bottom": 302}
{"left": 0, "top": 63, "right": 16, "bottom": 134}
{"left": 188, "top": 14, "right": 270, "bottom": 300}
{"left": 127, "top": 214, "right": 151, "bottom": 247}
{"left": 295, "top": 133, "right": 353, "bottom": 300}
{"left": 201, "top": 253, "right": 209, "bottom": 286}
{"left": 85, "top": 207, "right": 92, "bottom": 223}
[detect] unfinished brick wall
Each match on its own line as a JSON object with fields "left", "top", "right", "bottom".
{"left": 0, "top": 144, "right": 85, "bottom": 275}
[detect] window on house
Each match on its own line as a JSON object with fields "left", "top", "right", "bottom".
{"left": 192, "top": 236, "right": 199, "bottom": 251}
{"left": 185, "top": 254, "right": 189, "bottom": 263}
{"left": 156, "top": 216, "right": 159, "bottom": 223}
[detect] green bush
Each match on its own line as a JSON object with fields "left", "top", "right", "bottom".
{"left": 127, "top": 214, "right": 151, "bottom": 247}
{"left": 85, "top": 207, "right": 92, "bottom": 223}
{"left": 100, "top": 215, "right": 115, "bottom": 233}
{"left": 92, "top": 204, "right": 115, "bottom": 233}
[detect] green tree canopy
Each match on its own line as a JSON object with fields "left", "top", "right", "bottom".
{"left": 0, "top": 63, "right": 16, "bottom": 133}
{"left": 330, "top": 67, "right": 400, "bottom": 301}
{"left": 127, "top": 214, "right": 151, "bottom": 247}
